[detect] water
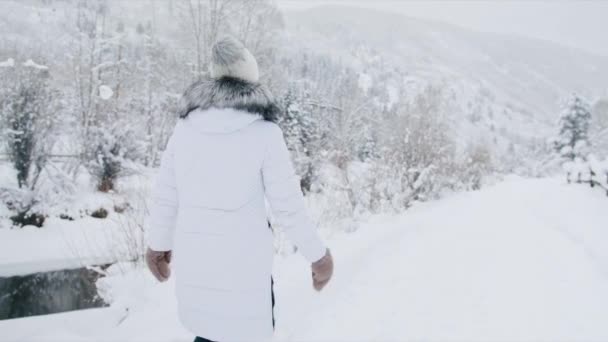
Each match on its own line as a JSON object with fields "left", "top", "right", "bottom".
{"left": 0, "top": 265, "right": 110, "bottom": 320}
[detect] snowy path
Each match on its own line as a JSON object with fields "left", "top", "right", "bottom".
{"left": 2, "top": 176, "right": 608, "bottom": 341}
{"left": 274, "top": 176, "right": 608, "bottom": 341}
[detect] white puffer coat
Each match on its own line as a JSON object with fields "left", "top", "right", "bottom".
{"left": 147, "top": 106, "right": 327, "bottom": 341}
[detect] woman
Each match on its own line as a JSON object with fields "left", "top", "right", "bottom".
{"left": 145, "top": 36, "right": 334, "bottom": 342}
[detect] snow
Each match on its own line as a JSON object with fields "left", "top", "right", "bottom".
{"left": 358, "top": 73, "right": 372, "bottom": 93}
{"left": 0, "top": 216, "right": 122, "bottom": 277}
{"left": 1, "top": 176, "right": 607, "bottom": 341}
{"left": 563, "top": 155, "right": 608, "bottom": 189}
{"left": 276, "top": 176, "right": 608, "bottom": 341}
{"left": 0, "top": 214, "right": 131, "bottom": 277}
{"left": 0, "top": 171, "right": 149, "bottom": 277}
{"left": 99, "top": 85, "right": 114, "bottom": 100}
{"left": 22, "top": 58, "right": 48, "bottom": 70}
{"left": 0, "top": 58, "right": 15, "bottom": 67}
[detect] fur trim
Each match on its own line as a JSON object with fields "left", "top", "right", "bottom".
{"left": 177, "top": 76, "right": 281, "bottom": 122}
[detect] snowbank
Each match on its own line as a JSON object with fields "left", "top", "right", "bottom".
{"left": 563, "top": 155, "right": 608, "bottom": 193}
{"left": 0, "top": 216, "right": 126, "bottom": 277}
{"left": 0, "top": 172, "right": 150, "bottom": 277}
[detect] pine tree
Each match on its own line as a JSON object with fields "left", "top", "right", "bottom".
{"left": 555, "top": 94, "right": 592, "bottom": 160}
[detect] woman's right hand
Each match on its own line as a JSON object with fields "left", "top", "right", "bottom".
{"left": 311, "top": 249, "right": 333, "bottom": 291}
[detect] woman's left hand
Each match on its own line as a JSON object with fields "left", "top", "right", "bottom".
{"left": 146, "top": 248, "right": 172, "bottom": 282}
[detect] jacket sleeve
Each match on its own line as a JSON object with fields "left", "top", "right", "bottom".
{"left": 262, "top": 124, "right": 327, "bottom": 263}
{"left": 147, "top": 132, "right": 178, "bottom": 252}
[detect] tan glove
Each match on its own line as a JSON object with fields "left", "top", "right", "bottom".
{"left": 146, "top": 248, "right": 172, "bottom": 282}
{"left": 311, "top": 249, "right": 333, "bottom": 291}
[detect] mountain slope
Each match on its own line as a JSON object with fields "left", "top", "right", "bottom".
{"left": 285, "top": 6, "right": 608, "bottom": 155}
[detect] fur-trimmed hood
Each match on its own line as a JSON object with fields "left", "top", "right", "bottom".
{"left": 177, "top": 76, "right": 280, "bottom": 122}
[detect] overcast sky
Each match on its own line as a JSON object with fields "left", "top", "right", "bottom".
{"left": 278, "top": 0, "right": 608, "bottom": 57}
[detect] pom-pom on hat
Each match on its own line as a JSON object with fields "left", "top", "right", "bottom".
{"left": 210, "top": 36, "right": 259, "bottom": 83}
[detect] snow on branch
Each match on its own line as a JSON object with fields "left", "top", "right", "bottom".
{"left": 0, "top": 58, "right": 15, "bottom": 67}
{"left": 22, "top": 59, "right": 48, "bottom": 70}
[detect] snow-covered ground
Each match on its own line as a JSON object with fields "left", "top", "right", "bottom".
{"left": 0, "top": 169, "right": 150, "bottom": 277}
{"left": 2, "top": 176, "right": 607, "bottom": 341}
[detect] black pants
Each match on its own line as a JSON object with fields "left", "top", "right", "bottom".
{"left": 193, "top": 337, "right": 214, "bottom": 342}
{"left": 194, "top": 277, "right": 275, "bottom": 342}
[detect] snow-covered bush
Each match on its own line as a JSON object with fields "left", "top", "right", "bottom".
{"left": 370, "top": 86, "right": 460, "bottom": 209}
{"left": 456, "top": 142, "right": 494, "bottom": 190}
{"left": 84, "top": 122, "right": 146, "bottom": 192}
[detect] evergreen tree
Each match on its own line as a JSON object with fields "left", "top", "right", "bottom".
{"left": 555, "top": 94, "right": 592, "bottom": 160}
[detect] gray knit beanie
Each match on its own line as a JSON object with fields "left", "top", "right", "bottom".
{"left": 210, "top": 36, "right": 259, "bottom": 83}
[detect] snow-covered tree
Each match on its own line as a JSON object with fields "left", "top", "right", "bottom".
{"left": 131, "top": 20, "right": 182, "bottom": 166}
{"left": 0, "top": 63, "right": 57, "bottom": 189}
{"left": 278, "top": 86, "right": 318, "bottom": 192}
{"left": 555, "top": 94, "right": 592, "bottom": 160}
{"left": 378, "top": 85, "right": 455, "bottom": 207}
{"left": 459, "top": 142, "right": 493, "bottom": 190}
{"left": 70, "top": 2, "right": 178, "bottom": 191}
{"left": 0, "top": 59, "right": 60, "bottom": 226}
{"left": 177, "top": 0, "right": 283, "bottom": 78}
{"left": 84, "top": 121, "right": 146, "bottom": 192}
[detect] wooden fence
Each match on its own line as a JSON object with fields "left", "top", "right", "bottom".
{"left": 565, "top": 158, "right": 608, "bottom": 196}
